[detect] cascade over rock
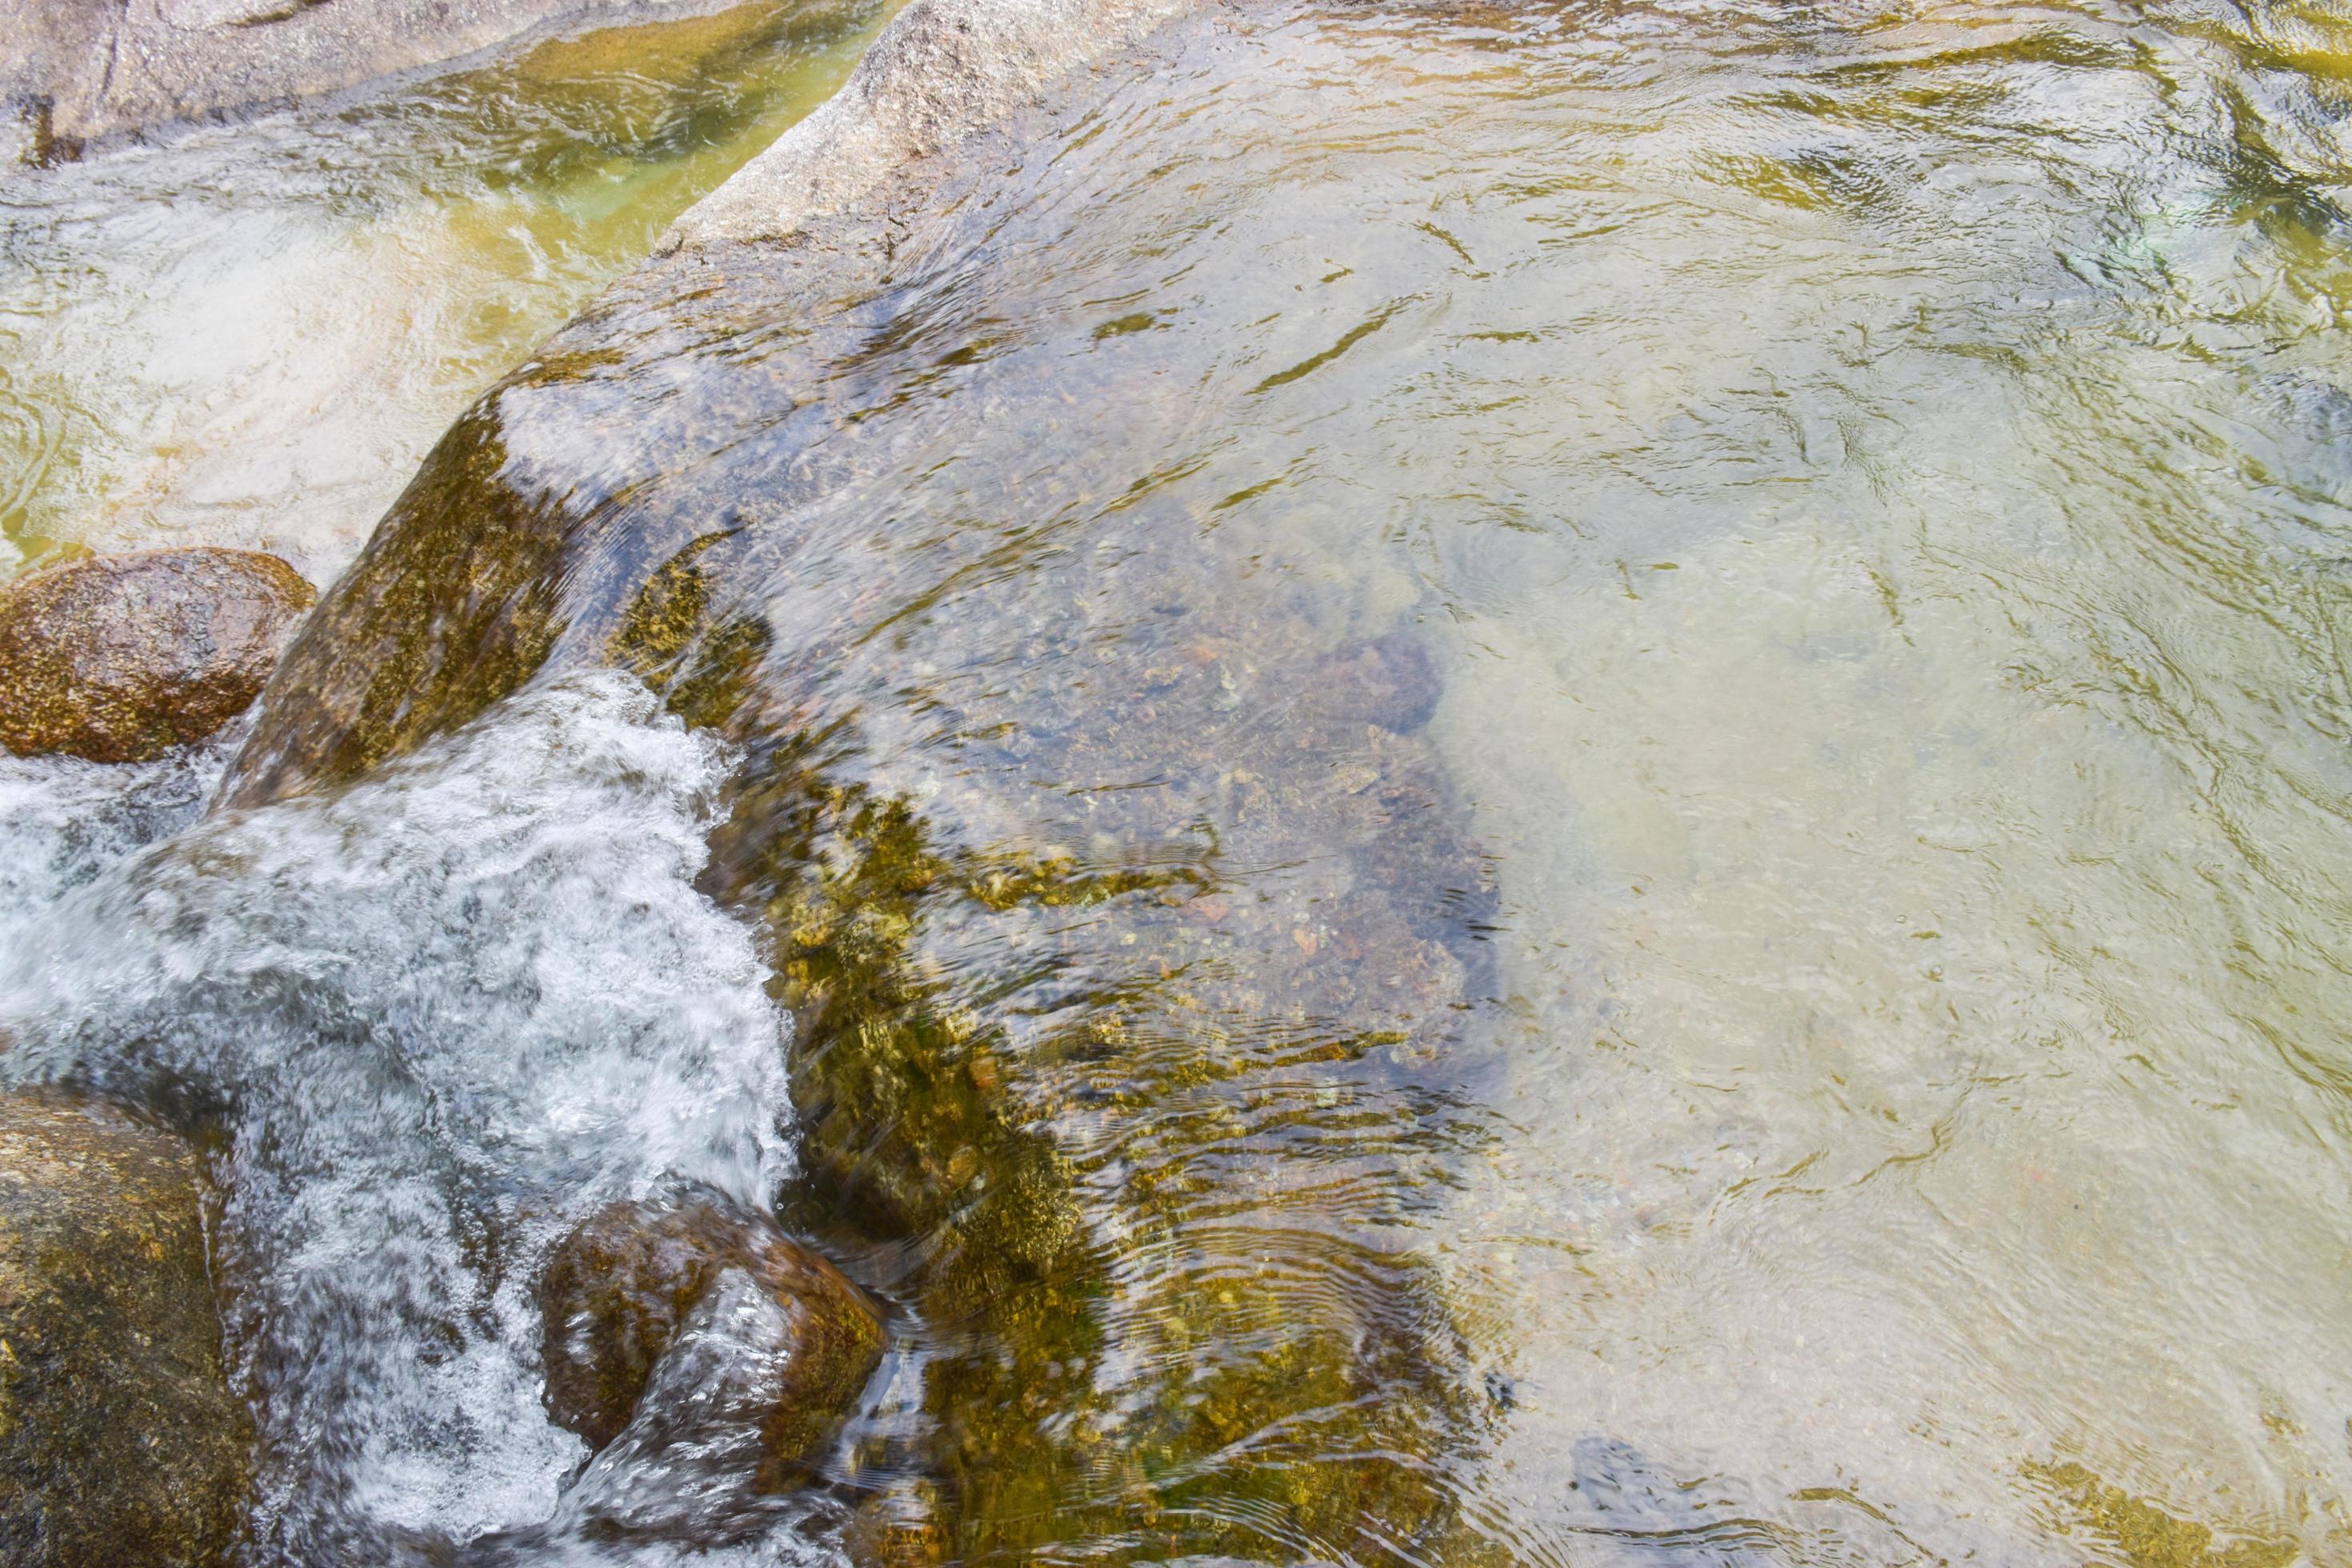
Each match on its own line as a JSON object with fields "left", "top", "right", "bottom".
{"left": 210, "top": 1, "right": 1511, "bottom": 1558}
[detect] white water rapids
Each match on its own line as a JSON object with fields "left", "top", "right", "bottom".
{"left": 0, "top": 673, "right": 843, "bottom": 1565}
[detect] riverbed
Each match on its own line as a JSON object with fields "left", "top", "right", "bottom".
{"left": 3, "top": 0, "right": 2348, "bottom": 1563}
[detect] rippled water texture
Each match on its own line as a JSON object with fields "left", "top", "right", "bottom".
{"left": 0, "top": 0, "right": 895, "bottom": 578}
{"left": 13, "top": 0, "right": 2352, "bottom": 1562}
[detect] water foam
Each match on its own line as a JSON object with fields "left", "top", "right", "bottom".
{"left": 0, "top": 672, "right": 822, "bottom": 1564}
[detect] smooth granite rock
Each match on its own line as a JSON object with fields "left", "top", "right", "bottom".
{"left": 2, "top": 0, "right": 696, "bottom": 154}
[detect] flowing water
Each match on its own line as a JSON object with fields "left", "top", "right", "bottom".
{"left": 6, "top": 0, "right": 2352, "bottom": 1564}
{"left": 0, "top": 0, "right": 897, "bottom": 580}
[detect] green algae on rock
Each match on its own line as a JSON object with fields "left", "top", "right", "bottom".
{"left": 2025, "top": 1462, "right": 2299, "bottom": 1568}
{"left": 0, "top": 548, "right": 314, "bottom": 763}
{"left": 538, "top": 1190, "right": 886, "bottom": 1472}
{"left": 0, "top": 1091, "right": 251, "bottom": 1568}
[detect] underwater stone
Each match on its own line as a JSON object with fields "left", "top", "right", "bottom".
{"left": 537, "top": 1191, "right": 885, "bottom": 1471}
{"left": 0, "top": 1091, "right": 250, "bottom": 1568}
{"left": 842, "top": 1478, "right": 948, "bottom": 1568}
{"left": 1307, "top": 630, "right": 1444, "bottom": 735}
{"left": 0, "top": 547, "right": 314, "bottom": 764}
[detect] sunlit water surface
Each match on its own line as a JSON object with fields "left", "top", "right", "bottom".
{"left": 0, "top": 0, "right": 895, "bottom": 579}
{"left": 6, "top": 0, "right": 2352, "bottom": 1564}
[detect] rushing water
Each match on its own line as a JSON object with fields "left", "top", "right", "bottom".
{"left": 3, "top": 678, "right": 806, "bottom": 1562}
{"left": 0, "top": 0, "right": 896, "bottom": 580}
{"left": 8, "top": 0, "right": 2352, "bottom": 1563}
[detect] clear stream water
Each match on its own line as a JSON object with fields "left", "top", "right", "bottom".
{"left": 0, "top": 0, "right": 898, "bottom": 579}
{"left": 4, "top": 0, "right": 2352, "bottom": 1564}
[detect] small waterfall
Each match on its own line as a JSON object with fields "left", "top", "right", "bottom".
{"left": 0, "top": 672, "right": 830, "bottom": 1565}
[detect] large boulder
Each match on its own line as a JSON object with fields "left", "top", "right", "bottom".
{"left": 538, "top": 1191, "right": 885, "bottom": 1474}
{"left": 0, "top": 1091, "right": 250, "bottom": 1567}
{"left": 216, "top": 0, "right": 1505, "bottom": 1560}
{"left": 2, "top": 0, "right": 664, "bottom": 155}
{"left": 0, "top": 548, "right": 314, "bottom": 764}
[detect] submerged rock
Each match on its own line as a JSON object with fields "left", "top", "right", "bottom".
{"left": 0, "top": 1091, "right": 250, "bottom": 1567}
{"left": 842, "top": 1479, "right": 948, "bottom": 1568}
{"left": 0, "top": 547, "right": 313, "bottom": 764}
{"left": 2, "top": 0, "right": 676, "bottom": 154}
{"left": 538, "top": 1190, "right": 885, "bottom": 1471}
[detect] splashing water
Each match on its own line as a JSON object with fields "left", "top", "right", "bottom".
{"left": 0, "top": 673, "right": 825, "bottom": 1563}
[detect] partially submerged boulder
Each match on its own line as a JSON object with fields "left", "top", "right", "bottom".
{"left": 538, "top": 1191, "right": 885, "bottom": 1474}
{"left": 217, "top": 0, "right": 1506, "bottom": 1558}
{"left": 0, "top": 1090, "right": 250, "bottom": 1567}
{"left": 657, "top": 0, "right": 1195, "bottom": 256}
{"left": 2, "top": 0, "right": 686, "bottom": 154}
{"left": 0, "top": 547, "right": 314, "bottom": 764}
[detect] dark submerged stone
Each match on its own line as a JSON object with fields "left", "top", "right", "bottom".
{"left": 0, "top": 1090, "right": 252, "bottom": 1567}
{"left": 537, "top": 1190, "right": 885, "bottom": 1470}
{"left": 0, "top": 547, "right": 314, "bottom": 764}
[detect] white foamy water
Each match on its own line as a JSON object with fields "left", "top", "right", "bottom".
{"left": 0, "top": 720, "right": 239, "bottom": 954}
{"left": 0, "top": 673, "right": 834, "bottom": 1565}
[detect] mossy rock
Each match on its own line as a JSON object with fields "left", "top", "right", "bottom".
{"left": 538, "top": 1190, "right": 886, "bottom": 1480}
{"left": 0, "top": 1090, "right": 251, "bottom": 1566}
{"left": 0, "top": 549, "right": 314, "bottom": 764}
{"left": 214, "top": 44, "right": 1513, "bottom": 1551}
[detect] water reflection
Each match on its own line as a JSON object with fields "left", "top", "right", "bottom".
{"left": 19, "top": 0, "right": 2352, "bottom": 1560}
{"left": 0, "top": 0, "right": 896, "bottom": 579}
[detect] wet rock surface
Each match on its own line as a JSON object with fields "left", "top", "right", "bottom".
{"left": 0, "top": 547, "right": 313, "bottom": 764}
{"left": 2, "top": 0, "right": 669, "bottom": 153}
{"left": 0, "top": 1090, "right": 250, "bottom": 1567}
{"left": 538, "top": 1190, "right": 885, "bottom": 1466}
{"left": 659, "top": 0, "right": 1195, "bottom": 254}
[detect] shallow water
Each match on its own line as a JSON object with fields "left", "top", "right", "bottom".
{"left": 8, "top": 0, "right": 2352, "bottom": 1562}
{"left": 0, "top": 0, "right": 895, "bottom": 579}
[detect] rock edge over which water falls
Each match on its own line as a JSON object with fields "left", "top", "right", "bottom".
{"left": 0, "top": 547, "right": 314, "bottom": 764}
{"left": 205, "top": 0, "right": 1517, "bottom": 1560}
{"left": 222, "top": 0, "right": 1207, "bottom": 806}
{"left": 0, "top": 1090, "right": 251, "bottom": 1568}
